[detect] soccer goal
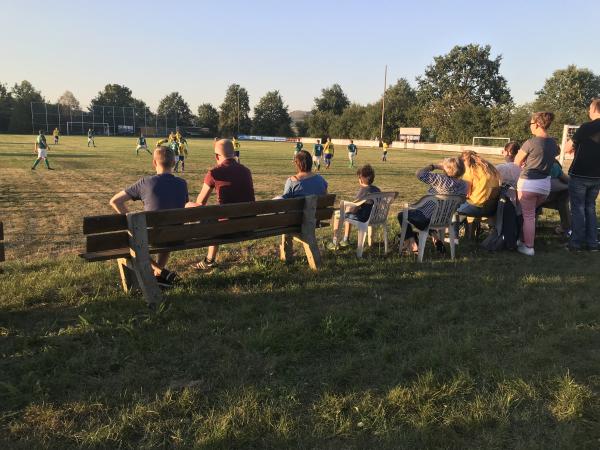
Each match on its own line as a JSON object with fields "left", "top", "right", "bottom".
{"left": 559, "top": 124, "right": 579, "bottom": 163}
{"left": 472, "top": 136, "right": 510, "bottom": 147}
{"left": 66, "top": 122, "right": 110, "bottom": 136}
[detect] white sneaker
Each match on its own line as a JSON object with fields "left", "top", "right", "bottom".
{"left": 517, "top": 244, "right": 535, "bottom": 256}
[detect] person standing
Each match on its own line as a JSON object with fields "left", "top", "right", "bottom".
{"left": 513, "top": 112, "right": 560, "bottom": 256}
{"left": 293, "top": 140, "right": 303, "bottom": 160}
{"left": 323, "top": 138, "right": 334, "bottom": 169}
{"left": 188, "top": 139, "right": 255, "bottom": 270}
{"left": 31, "top": 130, "right": 53, "bottom": 170}
{"left": 136, "top": 133, "right": 151, "bottom": 155}
{"left": 232, "top": 136, "right": 241, "bottom": 162}
{"left": 313, "top": 139, "right": 323, "bottom": 171}
{"left": 382, "top": 141, "right": 388, "bottom": 162}
{"left": 347, "top": 139, "right": 358, "bottom": 168}
{"left": 53, "top": 127, "right": 60, "bottom": 144}
{"left": 564, "top": 98, "right": 600, "bottom": 251}
{"left": 87, "top": 128, "right": 96, "bottom": 147}
{"left": 109, "top": 146, "right": 188, "bottom": 287}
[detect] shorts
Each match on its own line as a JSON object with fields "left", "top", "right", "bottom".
{"left": 313, "top": 154, "right": 322, "bottom": 162}
{"left": 335, "top": 210, "right": 363, "bottom": 222}
{"left": 325, "top": 154, "right": 333, "bottom": 160}
{"left": 348, "top": 152, "right": 355, "bottom": 159}
{"left": 136, "top": 145, "right": 147, "bottom": 150}
{"left": 37, "top": 147, "right": 47, "bottom": 158}
{"left": 179, "top": 155, "right": 185, "bottom": 161}
{"left": 234, "top": 150, "right": 240, "bottom": 157}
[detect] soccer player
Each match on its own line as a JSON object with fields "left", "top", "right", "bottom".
{"left": 294, "top": 140, "right": 303, "bottom": 160}
{"left": 382, "top": 141, "right": 388, "bottom": 162}
{"left": 136, "top": 133, "right": 151, "bottom": 155}
{"left": 31, "top": 130, "right": 53, "bottom": 170}
{"left": 175, "top": 129, "right": 182, "bottom": 142}
{"left": 323, "top": 138, "right": 334, "bottom": 169}
{"left": 87, "top": 129, "right": 96, "bottom": 147}
{"left": 232, "top": 136, "right": 241, "bottom": 162}
{"left": 156, "top": 137, "right": 169, "bottom": 147}
{"left": 53, "top": 127, "right": 60, "bottom": 144}
{"left": 168, "top": 131, "right": 176, "bottom": 143}
{"left": 313, "top": 139, "right": 323, "bottom": 171}
{"left": 347, "top": 139, "right": 358, "bottom": 168}
{"left": 171, "top": 140, "right": 182, "bottom": 172}
{"left": 177, "top": 139, "right": 188, "bottom": 172}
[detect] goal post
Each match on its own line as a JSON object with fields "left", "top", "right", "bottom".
{"left": 560, "top": 124, "right": 579, "bottom": 163}
{"left": 66, "top": 122, "right": 110, "bottom": 136}
{"left": 472, "top": 136, "right": 510, "bottom": 147}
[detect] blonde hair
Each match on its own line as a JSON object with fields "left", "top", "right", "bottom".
{"left": 442, "top": 157, "right": 465, "bottom": 178}
{"left": 461, "top": 150, "right": 499, "bottom": 178}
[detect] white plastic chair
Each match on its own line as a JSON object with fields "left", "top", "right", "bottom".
{"left": 398, "top": 194, "right": 464, "bottom": 262}
{"left": 337, "top": 191, "right": 398, "bottom": 257}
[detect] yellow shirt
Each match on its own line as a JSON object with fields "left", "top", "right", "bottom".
{"left": 175, "top": 131, "right": 182, "bottom": 141}
{"left": 53, "top": 129, "right": 59, "bottom": 137}
{"left": 462, "top": 165, "right": 500, "bottom": 207}
{"left": 232, "top": 138, "right": 240, "bottom": 149}
{"left": 168, "top": 133, "right": 175, "bottom": 142}
{"left": 383, "top": 142, "right": 388, "bottom": 150}
{"left": 178, "top": 143, "right": 188, "bottom": 156}
{"left": 156, "top": 138, "right": 169, "bottom": 147}
{"left": 323, "top": 142, "right": 334, "bottom": 155}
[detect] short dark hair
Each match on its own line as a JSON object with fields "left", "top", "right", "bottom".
{"left": 356, "top": 164, "right": 375, "bottom": 184}
{"left": 504, "top": 141, "right": 521, "bottom": 157}
{"left": 294, "top": 150, "right": 312, "bottom": 172}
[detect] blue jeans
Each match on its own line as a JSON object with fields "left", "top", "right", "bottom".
{"left": 569, "top": 175, "right": 600, "bottom": 249}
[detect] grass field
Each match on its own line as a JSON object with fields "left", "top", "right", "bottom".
{"left": 1, "top": 135, "right": 600, "bottom": 448}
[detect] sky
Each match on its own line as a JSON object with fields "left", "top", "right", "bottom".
{"left": 1, "top": 0, "right": 598, "bottom": 113}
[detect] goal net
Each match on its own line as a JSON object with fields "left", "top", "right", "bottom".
{"left": 472, "top": 136, "right": 510, "bottom": 147}
{"left": 67, "top": 122, "right": 110, "bottom": 136}
{"left": 559, "top": 124, "right": 579, "bottom": 163}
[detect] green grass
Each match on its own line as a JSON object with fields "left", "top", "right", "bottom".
{"left": 1, "top": 135, "right": 600, "bottom": 449}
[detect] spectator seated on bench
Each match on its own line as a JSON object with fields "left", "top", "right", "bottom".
{"left": 186, "top": 139, "right": 255, "bottom": 271}
{"left": 109, "top": 145, "right": 188, "bottom": 288}
{"left": 538, "top": 160, "right": 570, "bottom": 236}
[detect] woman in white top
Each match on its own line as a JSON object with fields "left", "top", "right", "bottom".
{"left": 513, "top": 112, "right": 560, "bottom": 256}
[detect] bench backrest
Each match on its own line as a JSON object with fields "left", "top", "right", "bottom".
{"left": 82, "top": 195, "right": 336, "bottom": 261}
{"left": 0, "top": 222, "right": 4, "bottom": 262}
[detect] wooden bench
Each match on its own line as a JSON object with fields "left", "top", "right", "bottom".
{"left": 80, "top": 194, "right": 336, "bottom": 305}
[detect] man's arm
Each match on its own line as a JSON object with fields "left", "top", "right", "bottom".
{"left": 195, "top": 183, "right": 213, "bottom": 205}
{"left": 109, "top": 191, "right": 132, "bottom": 214}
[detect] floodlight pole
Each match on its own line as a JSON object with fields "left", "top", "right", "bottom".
{"left": 380, "top": 65, "right": 387, "bottom": 142}
{"left": 237, "top": 88, "right": 240, "bottom": 136}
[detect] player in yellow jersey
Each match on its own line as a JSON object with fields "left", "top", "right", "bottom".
{"left": 168, "top": 131, "right": 176, "bottom": 143}
{"left": 175, "top": 129, "right": 182, "bottom": 142}
{"left": 175, "top": 140, "right": 189, "bottom": 172}
{"left": 53, "top": 127, "right": 60, "bottom": 144}
{"left": 323, "top": 138, "right": 334, "bottom": 169}
{"left": 232, "top": 136, "right": 241, "bottom": 162}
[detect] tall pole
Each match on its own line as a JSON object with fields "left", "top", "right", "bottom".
{"left": 380, "top": 65, "right": 387, "bottom": 141}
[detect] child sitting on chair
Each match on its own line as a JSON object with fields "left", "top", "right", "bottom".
{"left": 328, "top": 164, "right": 380, "bottom": 249}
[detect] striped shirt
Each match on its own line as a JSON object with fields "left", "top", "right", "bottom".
{"left": 417, "top": 170, "right": 467, "bottom": 218}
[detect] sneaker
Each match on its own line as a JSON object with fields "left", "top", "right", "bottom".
{"left": 326, "top": 242, "right": 338, "bottom": 251}
{"left": 155, "top": 269, "right": 179, "bottom": 288}
{"left": 517, "top": 244, "right": 535, "bottom": 256}
{"left": 192, "top": 258, "right": 217, "bottom": 270}
{"left": 339, "top": 240, "right": 349, "bottom": 248}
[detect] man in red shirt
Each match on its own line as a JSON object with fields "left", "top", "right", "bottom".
{"left": 188, "top": 139, "right": 255, "bottom": 269}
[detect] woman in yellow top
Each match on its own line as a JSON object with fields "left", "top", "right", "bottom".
{"left": 457, "top": 150, "right": 501, "bottom": 218}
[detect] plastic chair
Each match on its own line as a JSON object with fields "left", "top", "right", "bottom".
{"left": 398, "top": 194, "right": 465, "bottom": 262}
{"left": 337, "top": 191, "right": 398, "bottom": 257}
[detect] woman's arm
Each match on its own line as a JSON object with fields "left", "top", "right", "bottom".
{"left": 514, "top": 149, "right": 528, "bottom": 167}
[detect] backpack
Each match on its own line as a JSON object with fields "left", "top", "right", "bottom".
{"left": 481, "top": 185, "right": 521, "bottom": 251}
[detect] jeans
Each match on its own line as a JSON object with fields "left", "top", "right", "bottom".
{"left": 569, "top": 175, "right": 600, "bottom": 249}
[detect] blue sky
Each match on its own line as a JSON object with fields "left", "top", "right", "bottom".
{"left": 1, "top": 0, "right": 598, "bottom": 113}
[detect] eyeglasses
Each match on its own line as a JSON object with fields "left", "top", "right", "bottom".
{"left": 529, "top": 122, "right": 536, "bottom": 126}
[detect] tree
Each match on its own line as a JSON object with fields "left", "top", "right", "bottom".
{"left": 329, "top": 104, "right": 369, "bottom": 139}
{"left": 380, "top": 78, "right": 419, "bottom": 141}
{"left": 417, "top": 44, "right": 513, "bottom": 143}
{"left": 314, "top": 84, "right": 350, "bottom": 115}
{"left": 534, "top": 65, "right": 600, "bottom": 137}
{"left": 57, "top": 90, "right": 80, "bottom": 110}
{"left": 9, "top": 80, "right": 44, "bottom": 133}
{"left": 0, "top": 83, "right": 13, "bottom": 132}
{"left": 295, "top": 120, "right": 309, "bottom": 137}
{"left": 505, "top": 103, "right": 535, "bottom": 143}
{"left": 219, "top": 84, "right": 251, "bottom": 136}
{"left": 307, "top": 110, "right": 336, "bottom": 138}
{"left": 197, "top": 103, "right": 219, "bottom": 136}
{"left": 90, "top": 84, "right": 138, "bottom": 107}
{"left": 157, "top": 92, "right": 194, "bottom": 126}
{"left": 252, "top": 90, "right": 293, "bottom": 136}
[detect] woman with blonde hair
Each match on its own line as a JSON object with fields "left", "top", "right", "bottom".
{"left": 513, "top": 112, "right": 560, "bottom": 256}
{"left": 457, "top": 150, "right": 501, "bottom": 218}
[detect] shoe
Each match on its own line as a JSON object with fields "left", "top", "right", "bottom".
{"left": 31, "top": 167, "right": 35, "bottom": 170}
{"left": 517, "top": 244, "right": 535, "bottom": 256}
{"left": 48, "top": 167, "right": 54, "bottom": 170}
{"left": 564, "top": 243, "right": 583, "bottom": 252}
{"left": 326, "top": 242, "right": 338, "bottom": 251}
{"left": 192, "top": 258, "right": 217, "bottom": 270}
{"left": 155, "top": 269, "right": 179, "bottom": 288}
{"left": 339, "top": 240, "right": 349, "bottom": 248}
{"left": 435, "top": 240, "right": 446, "bottom": 254}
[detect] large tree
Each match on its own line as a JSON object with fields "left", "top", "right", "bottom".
{"left": 417, "top": 44, "right": 512, "bottom": 143}
{"left": 57, "top": 90, "right": 81, "bottom": 110}
{"left": 534, "top": 65, "right": 600, "bottom": 137}
{"left": 314, "top": 84, "right": 350, "bottom": 115}
{"left": 0, "top": 83, "right": 13, "bottom": 132}
{"left": 196, "top": 103, "right": 219, "bottom": 136}
{"left": 90, "top": 84, "right": 138, "bottom": 107}
{"left": 252, "top": 90, "right": 293, "bottom": 136}
{"left": 9, "top": 80, "right": 44, "bottom": 133}
{"left": 219, "top": 84, "right": 251, "bottom": 136}
{"left": 380, "top": 78, "right": 419, "bottom": 141}
{"left": 157, "top": 92, "right": 194, "bottom": 126}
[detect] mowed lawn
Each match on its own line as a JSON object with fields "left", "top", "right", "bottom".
{"left": 1, "top": 135, "right": 599, "bottom": 449}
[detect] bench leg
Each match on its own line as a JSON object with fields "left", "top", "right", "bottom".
{"left": 295, "top": 235, "right": 321, "bottom": 270}
{"left": 117, "top": 258, "right": 139, "bottom": 293}
{"left": 280, "top": 234, "right": 294, "bottom": 263}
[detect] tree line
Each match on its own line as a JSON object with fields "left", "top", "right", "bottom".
{"left": 1, "top": 44, "right": 599, "bottom": 143}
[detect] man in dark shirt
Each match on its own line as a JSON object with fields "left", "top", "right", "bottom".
{"left": 565, "top": 98, "right": 600, "bottom": 251}
{"left": 188, "top": 139, "right": 255, "bottom": 269}
{"left": 109, "top": 146, "right": 189, "bottom": 286}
